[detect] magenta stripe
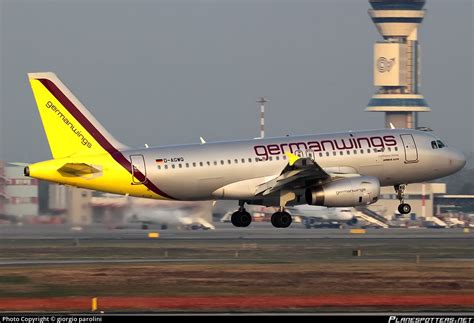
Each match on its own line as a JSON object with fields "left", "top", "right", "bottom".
{"left": 38, "top": 78, "right": 176, "bottom": 200}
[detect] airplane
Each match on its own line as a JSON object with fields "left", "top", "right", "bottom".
{"left": 125, "top": 202, "right": 215, "bottom": 230}
{"left": 285, "top": 205, "right": 357, "bottom": 228}
{"left": 24, "top": 72, "right": 466, "bottom": 228}
{"left": 91, "top": 194, "right": 215, "bottom": 230}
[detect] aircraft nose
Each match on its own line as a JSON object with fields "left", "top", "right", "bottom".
{"left": 448, "top": 149, "right": 466, "bottom": 172}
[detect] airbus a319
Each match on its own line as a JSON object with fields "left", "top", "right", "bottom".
{"left": 24, "top": 73, "right": 466, "bottom": 228}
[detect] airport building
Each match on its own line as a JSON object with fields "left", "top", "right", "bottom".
{"left": 48, "top": 184, "right": 93, "bottom": 225}
{"left": 363, "top": 0, "right": 456, "bottom": 223}
{"left": 0, "top": 161, "right": 38, "bottom": 219}
{"left": 366, "top": 0, "right": 430, "bottom": 129}
{"left": 369, "top": 183, "right": 446, "bottom": 218}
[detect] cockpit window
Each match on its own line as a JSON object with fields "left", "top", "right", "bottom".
{"left": 431, "top": 141, "right": 438, "bottom": 149}
{"left": 436, "top": 140, "right": 446, "bottom": 148}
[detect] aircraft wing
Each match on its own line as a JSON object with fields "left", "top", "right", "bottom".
{"left": 255, "top": 153, "right": 330, "bottom": 196}
{"left": 255, "top": 153, "right": 359, "bottom": 196}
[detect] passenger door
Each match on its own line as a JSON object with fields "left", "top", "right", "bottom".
{"left": 130, "top": 154, "right": 147, "bottom": 184}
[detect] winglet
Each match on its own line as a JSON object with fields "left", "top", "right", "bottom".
{"left": 200, "top": 137, "right": 206, "bottom": 144}
{"left": 285, "top": 152, "right": 300, "bottom": 166}
{"left": 390, "top": 123, "right": 396, "bottom": 129}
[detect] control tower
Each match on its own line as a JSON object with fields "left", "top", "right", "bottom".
{"left": 366, "top": 0, "right": 430, "bottom": 129}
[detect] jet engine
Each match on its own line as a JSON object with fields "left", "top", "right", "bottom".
{"left": 305, "top": 176, "right": 380, "bottom": 207}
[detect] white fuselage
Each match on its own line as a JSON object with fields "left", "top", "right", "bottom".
{"left": 124, "top": 128, "right": 465, "bottom": 205}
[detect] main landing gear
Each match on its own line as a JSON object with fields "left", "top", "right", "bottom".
{"left": 231, "top": 201, "right": 293, "bottom": 228}
{"left": 395, "top": 184, "right": 411, "bottom": 215}
{"left": 271, "top": 209, "right": 292, "bottom": 228}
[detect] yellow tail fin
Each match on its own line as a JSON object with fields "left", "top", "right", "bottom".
{"left": 28, "top": 72, "right": 127, "bottom": 159}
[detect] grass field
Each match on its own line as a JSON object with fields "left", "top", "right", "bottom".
{"left": 0, "top": 238, "right": 472, "bottom": 311}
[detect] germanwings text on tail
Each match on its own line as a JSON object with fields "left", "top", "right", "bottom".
{"left": 25, "top": 72, "right": 466, "bottom": 228}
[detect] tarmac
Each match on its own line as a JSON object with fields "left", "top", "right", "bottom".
{"left": 0, "top": 222, "right": 472, "bottom": 312}
{"left": 0, "top": 222, "right": 471, "bottom": 240}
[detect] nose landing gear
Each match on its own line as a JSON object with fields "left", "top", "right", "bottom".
{"left": 395, "top": 184, "right": 412, "bottom": 215}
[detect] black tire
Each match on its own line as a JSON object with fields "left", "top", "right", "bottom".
{"left": 271, "top": 212, "right": 282, "bottom": 228}
{"left": 279, "top": 212, "right": 292, "bottom": 228}
{"left": 402, "top": 203, "right": 411, "bottom": 214}
{"left": 398, "top": 203, "right": 411, "bottom": 214}
{"left": 240, "top": 211, "right": 252, "bottom": 227}
{"left": 231, "top": 211, "right": 242, "bottom": 227}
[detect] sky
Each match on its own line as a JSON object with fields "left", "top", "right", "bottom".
{"left": 0, "top": 0, "right": 472, "bottom": 163}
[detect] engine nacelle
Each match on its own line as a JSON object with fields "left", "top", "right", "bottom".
{"left": 305, "top": 176, "right": 380, "bottom": 207}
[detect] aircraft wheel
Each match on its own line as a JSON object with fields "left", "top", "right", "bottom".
{"left": 271, "top": 211, "right": 292, "bottom": 228}
{"left": 271, "top": 212, "right": 282, "bottom": 228}
{"left": 231, "top": 211, "right": 242, "bottom": 227}
{"left": 231, "top": 210, "right": 252, "bottom": 227}
{"left": 239, "top": 211, "right": 252, "bottom": 227}
{"left": 279, "top": 212, "right": 292, "bottom": 228}
{"left": 398, "top": 203, "right": 411, "bottom": 215}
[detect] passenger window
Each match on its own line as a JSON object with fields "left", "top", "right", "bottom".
{"left": 367, "top": 149, "right": 371, "bottom": 153}
{"left": 360, "top": 149, "right": 364, "bottom": 154}
{"left": 269, "top": 157, "right": 273, "bottom": 161}
{"left": 326, "top": 152, "right": 330, "bottom": 157}
{"left": 185, "top": 163, "right": 189, "bottom": 168}
{"left": 164, "top": 165, "right": 168, "bottom": 169}
{"left": 387, "top": 147, "right": 391, "bottom": 152}
{"left": 276, "top": 156, "right": 280, "bottom": 161}
{"left": 207, "top": 161, "right": 211, "bottom": 166}
{"left": 157, "top": 165, "right": 161, "bottom": 170}
{"left": 199, "top": 162, "right": 203, "bottom": 167}
{"left": 333, "top": 151, "right": 337, "bottom": 156}
{"left": 248, "top": 158, "right": 252, "bottom": 163}
{"left": 283, "top": 155, "right": 287, "bottom": 160}
{"left": 234, "top": 159, "right": 238, "bottom": 164}
{"left": 241, "top": 158, "right": 245, "bottom": 163}
{"left": 394, "top": 147, "right": 398, "bottom": 151}
{"left": 178, "top": 164, "right": 182, "bottom": 168}
{"left": 431, "top": 141, "right": 438, "bottom": 149}
{"left": 340, "top": 151, "right": 344, "bottom": 156}
{"left": 255, "top": 158, "right": 259, "bottom": 162}
{"left": 319, "top": 153, "right": 323, "bottom": 157}
{"left": 172, "top": 164, "right": 176, "bottom": 169}
{"left": 353, "top": 150, "right": 357, "bottom": 155}
{"left": 346, "top": 151, "right": 350, "bottom": 155}
{"left": 221, "top": 160, "right": 224, "bottom": 165}
{"left": 214, "top": 161, "right": 217, "bottom": 165}
{"left": 192, "top": 162, "right": 196, "bottom": 167}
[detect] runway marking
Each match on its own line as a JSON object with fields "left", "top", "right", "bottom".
{"left": 0, "top": 258, "right": 260, "bottom": 266}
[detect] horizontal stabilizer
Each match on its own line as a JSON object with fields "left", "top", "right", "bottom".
{"left": 58, "top": 163, "right": 101, "bottom": 176}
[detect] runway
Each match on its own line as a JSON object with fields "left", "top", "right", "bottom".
{"left": 0, "top": 222, "right": 471, "bottom": 240}
{"left": 0, "top": 222, "right": 472, "bottom": 312}
{"left": 0, "top": 258, "right": 259, "bottom": 266}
